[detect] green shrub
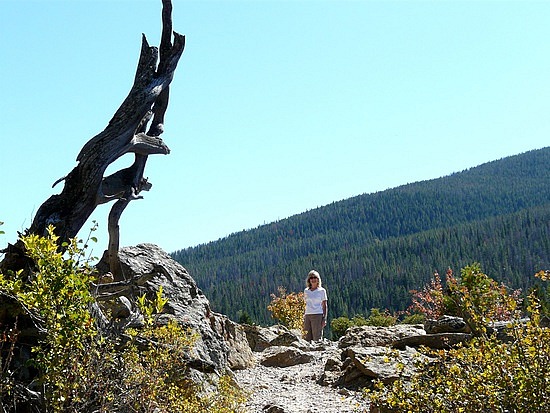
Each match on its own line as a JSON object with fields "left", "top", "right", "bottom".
{"left": 448, "top": 264, "right": 520, "bottom": 336}
{"left": 267, "top": 286, "right": 305, "bottom": 331}
{"left": 330, "top": 316, "right": 353, "bottom": 340}
{"left": 409, "top": 264, "right": 520, "bottom": 336}
{"left": 367, "top": 268, "right": 550, "bottom": 413}
{"left": 237, "top": 310, "right": 254, "bottom": 325}
{"left": 331, "top": 309, "right": 397, "bottom": 340}
{"left": 400, "top": 312, "right": 425, "bottom": 324}
{"left": 0, "top": 225, "right": 246, "bottom": 412}
{"left": 366, "top": 308, "right": 397, "bottom": 327}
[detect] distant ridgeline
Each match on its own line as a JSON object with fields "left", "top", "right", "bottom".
{"left": 171, "top": 147, "right": 550, "bottom": 326}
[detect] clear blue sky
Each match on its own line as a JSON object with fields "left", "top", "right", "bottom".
{"left": 1, "top": 0, "right": 549, "bottom": 257}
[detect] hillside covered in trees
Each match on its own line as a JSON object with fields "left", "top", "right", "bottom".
{"left": 172, "top": 147, "right": 550, "bottom": 325}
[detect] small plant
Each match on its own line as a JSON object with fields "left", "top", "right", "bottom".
{"left": 409, "top": 269, "right": 447, "bottom": 319}
{"left": 267, "top": 286, "right": 305, "bottom": 331}
{"left": 367, "top": 268, "right": 549, "bottom": 413}
{"left": 330, "top": 316, "right": 353, "bottom": 340}
{"left": 409, "top": 264, "right": 521, "bottom": 336}
{"left": 331, "top": 309, "right": 397, "bottom": 340}
{"left": 0, "top": 321, "right": 20, "bottom": 407}
{"left": 0, "top": 225, "right": 247, "bottom": 412}
{"left": 237, "top": 310, "right": 254, "bottom": 325}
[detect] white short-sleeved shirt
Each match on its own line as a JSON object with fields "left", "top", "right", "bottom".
{"left": 304, "top": 287, "right": 328, "bottom": 315}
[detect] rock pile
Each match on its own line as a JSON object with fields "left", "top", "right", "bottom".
{"left": 232, "top": 334, "right": 369, "bottom": 413}
{"left": 320, "top": 318, "right": 472, "bottom": 390}
{"left": 100, "top": 244, "right": 475, "bottom": 412}
{"left": 97, "top": 243, "right": 255, "bottom": 384}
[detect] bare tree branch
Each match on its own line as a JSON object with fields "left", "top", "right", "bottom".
{"left": 1, "top": 0, "right": 184, "bottom": 278}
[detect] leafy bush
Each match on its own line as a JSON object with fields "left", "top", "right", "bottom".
{"left": 367, "top": 268, "right": 550, "bottom": 413}
{"left": 400, "top": 312, "right": 425, "bottom": 324}
{"left": 408, "top": 269, "right": 448, "bottom": 319}
{"left": 448, "top": 264, "right": 520, "bottom": 336}
{"left": 330, "top": 316, "right": 353, "bottom": 340}
{"left": 236, "top": 310, "right": 254, "bottom": 325}
{"left": 267, "top": 286, "right": 305, "bottom": 331}
{"left": 331, "top": 309, "right": 397, "bottom": 340}
{"left": 409, "top": 264, "right": 520, "bottom": 336}
{"left": 1, "top": 228, "right": 99, "bottom": 411}
{"left": 0, "top": 226, "right": 246, "bottom": 412}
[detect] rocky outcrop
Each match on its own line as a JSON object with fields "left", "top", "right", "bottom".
{"left": 97, "top": 244, "right": 254, "bottom": 379}
{"left": 338, "top": 324, "right": 426, "bottom": 348}
{"left": 325, "top": 324, "right": 425, "bottom": 387}
{"left": 392, "top": 332, "right": 471, "bottom": 349}
{"left": 424, "top": 315, "right": 471, "bottom": 334}
{"left": 113, "top": 244, "right": 228, "bottom": 372}
{"left": 260, "top": 346, "right": 314, "bottom": 367}
{"left": 242, "top": 324, "right": 310, "bottom": 351}
{"left": 210, "top": 312, "right": 255, "bottom": 370}
{"left": 320, "top": 317, "right": 474, "bottom": 389}
{"left": 97, "top": 246, "right": 479, "bottom": 404}
{"left": 345, "top": 345, "right": 424, "bottom": 383}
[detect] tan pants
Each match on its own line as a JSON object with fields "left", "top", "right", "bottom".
{"left": 303, "top": 314, "right": 324, "bottom": 341}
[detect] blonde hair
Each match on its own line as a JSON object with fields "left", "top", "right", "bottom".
{"left": 306, "top": 270, "right": 322, "bottom": 289}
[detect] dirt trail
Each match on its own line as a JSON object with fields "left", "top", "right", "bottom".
{"left": 233, "top": 342, "right": 370, "bottom": 413}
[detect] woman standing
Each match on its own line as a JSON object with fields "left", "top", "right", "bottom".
{"left": 303, "top": 270, "right": 328, "bottom": 342}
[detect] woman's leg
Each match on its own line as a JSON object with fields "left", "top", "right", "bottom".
{"left": 310, "top": 314, "right": 324, "bottom": 341}
{"left": 303, "top": 315, "right": 313, "bottom": 341}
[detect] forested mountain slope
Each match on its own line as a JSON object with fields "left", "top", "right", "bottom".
{"left": 172, "top": 147, "right": 550, "bottom": 325}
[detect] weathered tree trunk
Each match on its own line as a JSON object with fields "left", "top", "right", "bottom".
{"left": 1, "top": 0, "right": 184, "bottom": 278}
{"left": 0, "top": 6, "right": 184, "bottom": 408}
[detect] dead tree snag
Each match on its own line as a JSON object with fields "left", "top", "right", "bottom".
{"left": 1, "top": 0, "right": 184, "bottom": 278}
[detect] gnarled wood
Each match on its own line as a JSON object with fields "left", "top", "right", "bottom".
{"left": 1, "top": 0, "right": 184, "bottom": 277}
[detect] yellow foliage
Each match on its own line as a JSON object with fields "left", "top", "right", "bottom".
{"left": 367, "top": 270, "right": 550, "bottom": 413}
{"left": 267, "top": 286, "right": 306, "bottom": 331}
{"left": 0, "top": 226, "right": 247, "bottom": 412}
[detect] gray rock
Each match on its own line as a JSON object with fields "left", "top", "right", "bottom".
{"left": 338, "top": 324, "right": 426, "bottom": 349}
{"left": 243, "top": 324, "right": 307, "bottom": 351}
{"left": 99, "top": 295, "right": 133, "bottom": 319}
{"left": 488, "top": 318, "right": 532, "bottom": 342}
{"left": 424, "top": 315, "right": 471, "bottom": 334}
{"left": 346, "top": 346, "right": 423, "bottom": 383}
{"left": 260, "top": 346, "right": 314, "bottom": 367}
{"left": 393, "top": 332, "right": 472, "bottom": 349}
{"left": 103, "top": 244, "right": 231, "bottom": 380}
{"left": 263, "top": 404, "right": 286, "bottom": 413}
{"left": 210, "top": 312, "right": 255, "bottom": 370}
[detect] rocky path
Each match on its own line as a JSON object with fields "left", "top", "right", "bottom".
{"left": 233, "top": 341, "right": 370, "bottom": 413}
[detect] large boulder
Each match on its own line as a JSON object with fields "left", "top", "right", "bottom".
{"left": 260, "top": 346, "right": 314, "bottom": 367}
{"left": 345, "top": 346, "right": 425, "bottom": 384}
{"left": 210, "top": 312, "right": 255, "bottom": 370}
{"left": 321, "top": 322, "right": 467, "bottom": 389}
{"left": 243, "top": 324, "right": 309, "bottom": 351}
{"left": 424, "top": 315, "right": 471, "bottom": 334}
{"left": 319, "top": 345, "right": 429, "bottom": 389}
{"left": 338, "top": 324, "right": 426, "bottom": 349}
{"left": 113, "top": 244, "right": 229, "bottom": 374}
{"left": 392, "top": 332, "right": 471, "bottom": 349}
{"left": 97, "top": 244, "right": 256, "bottom": 381}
